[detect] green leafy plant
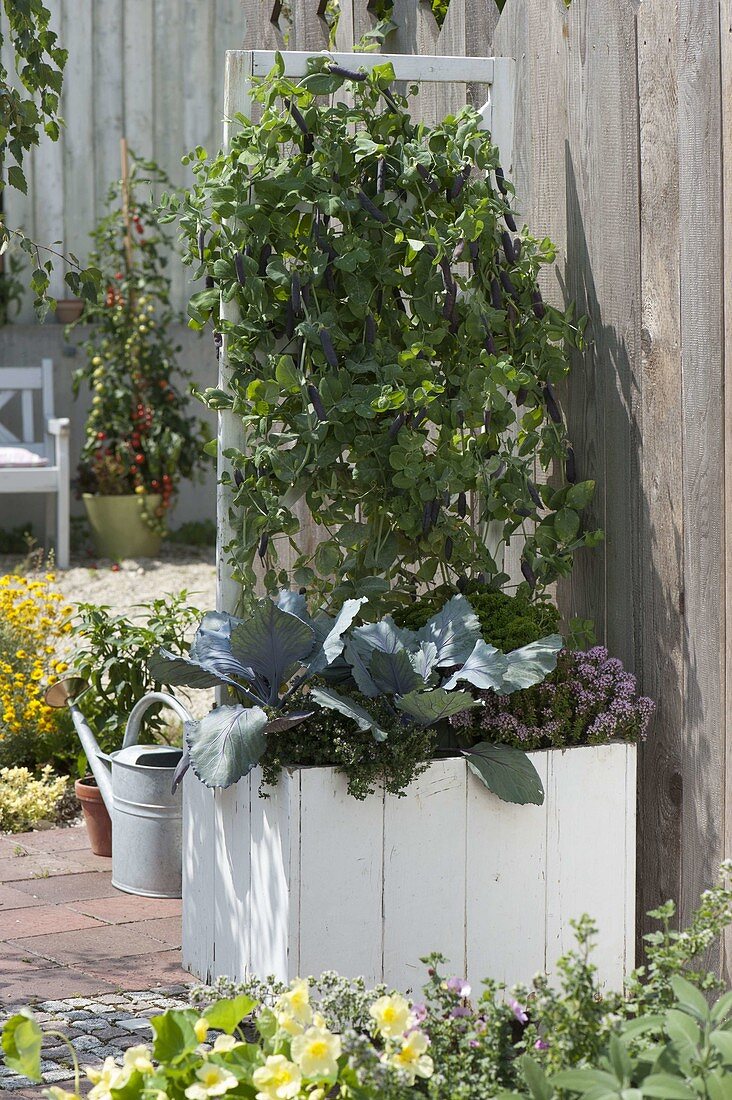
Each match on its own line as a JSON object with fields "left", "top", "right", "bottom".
{"left": 167, "top": 55, "right": 596, "bottom": 609}
{"left": 68, "top": 592, "right": 202, "bottom": 759}
{"left": 0, "top": 765, "right": 68, "bottom": 832}
{"left": 72, "top": 152, "right": 207, "bottom": 535}
{"left": 394, "top": 586, "right": 561, "bottom": 651}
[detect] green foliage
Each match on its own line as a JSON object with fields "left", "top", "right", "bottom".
{"left": 71, "top": 153, "right": 207, "bottom": 532}
{"left": 0, "top": 523, "right": 34, "bottom": 554}
{"left": 69, "top": 591, "right": 201, "bottom": 756}
{"left": 0, "top": 765, "right": 68, "bottom": 832}
{"left": 394, "top": 586, "right": 561, "bottom": 651}
{"left": 169, "top": 56, "right": 594, "bottom": 609}
{"left": 260, "top": 697, "right": 436, "bottom": 799}
{"left": 168, "top": 519, "right": 217, "bottom": 547}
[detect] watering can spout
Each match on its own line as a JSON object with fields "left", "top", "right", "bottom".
{"left": 44, "top": 677, "right": 114, "bottom": 812}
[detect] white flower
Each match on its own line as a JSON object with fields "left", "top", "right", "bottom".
{"left": 184, "top": 1062, "right": 238, "bottom": 1098}
{"left": 123, "top": 1043, "right": 155, "bottom": 1073}
{"left": 252, "top": 1054, "right": 302, "bottom": 1100}
{"left": 85, "top": 1057, "right": 131, "bottom": 1100}
{"left": 291, "top": 1024, "right": 342, "bottom": 1080}
{"left": 389, "top": 1030, "right": 434, "bottom": 1083}
{"left": 369, "top": 994, "right": 414, "bottom": 1039}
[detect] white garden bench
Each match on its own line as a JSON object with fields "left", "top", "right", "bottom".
{"left": 0, "top": 360, "right": 70, "bottom": 568}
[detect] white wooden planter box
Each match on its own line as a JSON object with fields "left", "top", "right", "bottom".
{"left": 182, "top": 744, "right": 636, "bottom": 993}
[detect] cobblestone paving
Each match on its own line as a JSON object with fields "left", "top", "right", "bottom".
{"left": 0, "top": 985, "right": 192, "bottom": 1097}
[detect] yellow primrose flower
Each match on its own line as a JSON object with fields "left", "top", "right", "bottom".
{"left": 184, "top": 1062, "right": 238, "bottom": 1098}
{"left": 194, "top": 1017, "right": 210, "bottom": 1043}
{"left": 252, "top": 1055, "right": 302, "bottom": 1100}
{"left": 291, "top": 1024, "right": 341, "bottom": 1080}
{"left": 213, "top": 1034, "right": 243, "bottom": 1052}
{"left": 389, "top": 1030, "right": 434, "bottom": 1082}
{"left": 123, "top": 1043, "right": 155, "bottom": 1073}
{"left": 86, "top": 1056, "right": 131, "bottom": 1098}
{"left": 369, "top": 994, "right": 414, "bottom": 1039}
{"left": 43, "top": 1088, "right": 81, "bottom": 1100}
{"left": 277, "top": 978, "right": 312, "bottom": 1026}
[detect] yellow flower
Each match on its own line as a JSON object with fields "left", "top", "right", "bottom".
{"left": 369, "top": 994, "right": 414, "bottom": 1040}
{"left": 43, "top": 1089, "right": 81, "bottom": 1100}
{"left": 194, "top": 1017, "right": 210, "bottom": 1043}
{"left": 276, "top": 977, "right": 312, "bottom": 1033}
{"left": 15, "top": 650, "right": 27, "bottom": 660}
{"left": 252, "top": 1055, "right": 302, "bottom": 1100}
{"left": 185, "top": 1063, "right": 238, "bottom": 1099}
{"left": 212, "top": 1034, "right": 243, "bottom": 1052}
{"left": 123, "top": 1043, "right": 154, "bottom": 1073}
{"left": 291, "top": 1024, "right": 341, "bottom": 1080}
{"left": 85, "top": 1056, "right": 131, "bottom": 1099}
{"left": 389, "top": 1030, "right": 434, "bottom": 1082}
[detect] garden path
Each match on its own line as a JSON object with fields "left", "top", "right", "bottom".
{"left": 0, "top": 823, "right": 194, "bottom": 1096}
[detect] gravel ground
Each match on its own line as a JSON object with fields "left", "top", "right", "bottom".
{"left": 0, "top": 543, "right": 217, "bottom": 616}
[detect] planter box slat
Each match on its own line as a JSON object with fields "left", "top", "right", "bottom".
{"left": 183, "top": 745, "right": 636, "bottom": 992}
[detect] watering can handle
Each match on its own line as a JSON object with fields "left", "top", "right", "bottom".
{"left": 122, "top": 692, "right": 193, "bottom": 749}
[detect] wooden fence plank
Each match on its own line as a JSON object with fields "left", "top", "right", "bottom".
{"left": 677, "top": 0, "right": 725, "bottom": 944}
{"left": 92, "top": 0, "right": 124, "bottom": 226}
{"left": 291, "top": 0, "right": 330, "bottom": 50}
{"left": 124, "top": 0, "right": 154, "bottom": 160}
{"left": 61, "top": 0, "right": 95, "bottom": 278}
{"left": 32, "top": 0, "right": 65, "bottom": 300}
{"left": 635, "top": 0, "right": 685, "bottom": 953}
{"left": 721, "top": 0, "right": 732, "bottom": 985}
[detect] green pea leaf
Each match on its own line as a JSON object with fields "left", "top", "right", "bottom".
{"left": 1, "top": 1011, "right": 43, "bottom": 1082}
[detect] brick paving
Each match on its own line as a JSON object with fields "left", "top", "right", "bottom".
{"left": 0, "top": 824, "right": 195, "bottom": 1097}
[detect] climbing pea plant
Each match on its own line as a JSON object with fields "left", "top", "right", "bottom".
{"left": 166, "top": 55, "right": 598, "bottom": 609}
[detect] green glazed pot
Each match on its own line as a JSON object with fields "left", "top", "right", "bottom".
{"left": 83, "top": 493, "right": 163, "bottom": 559}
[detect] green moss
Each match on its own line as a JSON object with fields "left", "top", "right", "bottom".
{"left": 393, "top": 586, "right": 560, "bottom": 652}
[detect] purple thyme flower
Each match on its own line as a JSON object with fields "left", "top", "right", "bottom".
{"left": 534, "top": 1038, "right": 549, "bottom": 1051}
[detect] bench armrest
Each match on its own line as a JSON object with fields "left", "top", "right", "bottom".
{"left": 48, "top": 417, "right": 70, "bottom": 436}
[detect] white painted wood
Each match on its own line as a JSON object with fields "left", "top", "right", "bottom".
{"left": 383, "top": 760, "right": 467, "bottom": 993}
{"left": 92, "top": 0, "right": 124, "bottom": 227}
{"left": 545, "top": 744, "right": 635, "bottom": 990}
{"left": 184, "top": 746, "right": 636, "bottom": 992}
{"left": 124, "top": 0, "right": 154, "bottom": 160}
{"left": 299, "top": 767, "right": 383, "bottom": 983}
{"left": 181, "top": 772, "right": 216, "bottom": 983}
{"left": 466, "top": 751, "right": 549, "bottom": 987}
{"left": 247, "top": 49, "right": 496, "bottom": 83}
{"left": 61, "top": 0, "right": 94, "bottom": 276}
{"left": 33, "top": 0, "right": 65, "bottom": 299}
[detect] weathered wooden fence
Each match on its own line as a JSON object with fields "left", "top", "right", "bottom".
{"left": 1, "top": 0, "right": 243, "bottom": 316}
{"left": 241, "top": 0, "right": 732, "bottom": 975}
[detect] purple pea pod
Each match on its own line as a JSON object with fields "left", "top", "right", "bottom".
{"left": 444, "top": 536, "right": 454, "bottom": 562}
{"left": 456, "top": 410, "right": 465, "bottom": 428}
{"left": 416, "top": 164, "right": 438, "bottom": 193}
{"left": 376, "top": 288, "right": 384, "bottom": 313}
{"left": 516, "top": 386, "right": 528, "bottom": 406}
{"left": 381, "top": 86, "right": 400, "bottom": 112}
{"left": 499, "top": 269, "right": 517, "bottom": 298}
{"left": 328, "top": 63, "right": 368, "bottom": 81}
{"left": 423, "top": 243, "right": 437, "bottom": 260}
{"left": 521, "top": 559, "right": 537, "bottom": 591}
{"left": 456, "top": 574, "right": 468, "bottom": 593}
{"left": 507, "top": 301, "right": 518, "bottom": 326}
{"left": 484, "top": 331, "right": 496, "bottom": 355}
{"left": 495, "top": 165, "right": 509, "bottom": 196}
{"left": 233, "top": 468, "right": 244, "bottom": 488}
{"left": 324, "top": 264, "right": 336, "bottom": 294}
{"left": 513, "top": 237, "right": 522, "bottom": 260}
{"left": 566, "top": 446, "right": 577, "bottom": 484}
{"left": 505, "top": 212, "right": 517, "bottom": 232}
{"left": 197, "top": 228, "right": 205, "bottom": 261}
{"left": 430, "top": 498, "right": 440, "bottom": 525}
{"left": 528, "top": 481, "right": 543, "bottom": 509}
{"left": 205, "top": 275, "right": 214, "bottom": 290}
{"left": 307, "top": 384, "right": 328, "bottom": 422}
{"left": 492, "top": 461, "right": 506, "bottom": 480}
{"left": 452, "top": 239, "right": 466, "bottom": 263}
{"left": 258, "top": 533, "right": 269, "bottom": 560}
{"left": 234, "top": 252, "right": 246, "bottom": 287}
{"left": 516, "top": 506, "right": 532, "bottom": 518}
{"left": 301, "top": 281, "right": 312, "bottom": 309}
{"left": 376, "top": 157, "right": 386, "bottom": 194}
{"left": 544, "top": 383, "right": 562, "bottom": 424}
{"left": 501, "top": 231, "right": 517, "bottom": 264}
{"left": 422, "top": 500, "right": 433, "bottom": 538}
{"left": 490, "top": 277, "right": 502, "bottom": 311}
{"left": 258, "top": 243, "right": 272, "bottom": 276}
{"left": 393, "top": 287, "right": 408, "bottom": 313}
{"left": 531, "top": 287, "right": 546, "bottom": 319}
{"left": 286, "top": 97, "right": 310, "bottom": 137}
{"left": 388, "top": 412, "right": 405, "bottom": 441}
{"left": 365, "top": 313, "right": 376, "bottom": 344}
{"left": 319, "top": 328, "right": 339, "bottom": 368}
{"left": 449, "top": 163, "right": 472, "bottom": 201}
{"left": 469, "top": 240, "right": 480, "bottom": 275}
{"left": 439, "top": 257, "right": 454, "bottom": 289}
{"left": 484, "top": 408, "right": 492, "bottom": 432}
{"left": 457, "top": 491, "right": 467, "bottom": 518}
{"left": 442, "top": 285, "right": 457, "bottom": 320}
{"left": 358, "top": 190, "right": 389, "bottom": 224}
{"left": 412, "top": 407, "right": 429, "bottom": 429}
{"left": 291, "top": 273, "right": 301, "bottom": 313}
{"left": 449, "top": 309, "right": 460, "bottom": 335}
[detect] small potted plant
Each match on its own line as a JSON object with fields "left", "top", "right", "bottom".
{"left": 72, "top": 145, "right": 206, "bottom": 559}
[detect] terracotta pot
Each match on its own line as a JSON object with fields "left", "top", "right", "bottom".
{"left": 74, "top": 775, "right": 112, "bottom": 857}
{"left": 82, "top": 492, "right": 163, "bottom": 559}
{"left": 55, "top": 298, "right": 84, "bottom": 323}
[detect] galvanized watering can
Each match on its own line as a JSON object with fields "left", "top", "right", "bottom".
{"left": 45, "top": 677, "right": 192, "bottom": 899}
